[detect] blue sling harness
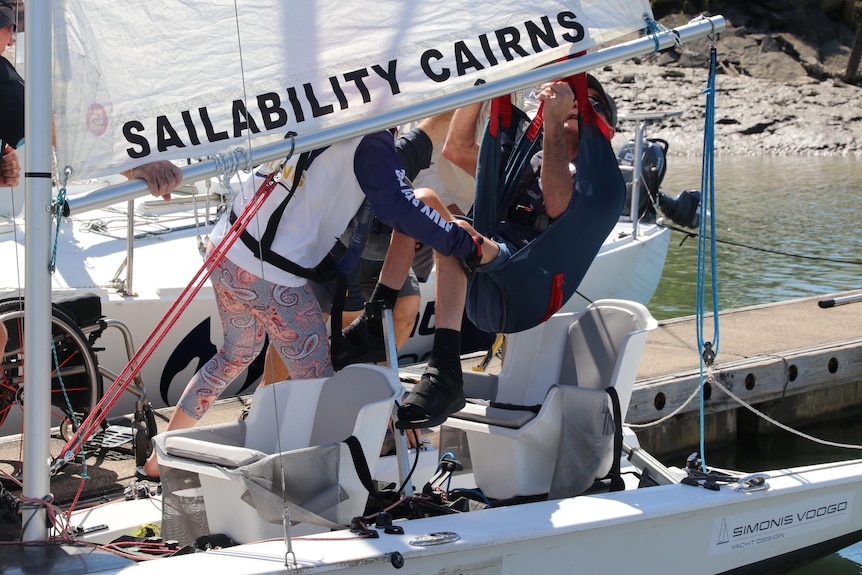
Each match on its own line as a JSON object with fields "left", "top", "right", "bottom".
{"left": 465, "top": 73, "right": 626, "bottom": 334}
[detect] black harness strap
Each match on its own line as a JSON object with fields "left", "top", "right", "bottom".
{"left": 227, "top": 144, "right": 374, "bottom": 369}
{"left": 606, "top": 386, "right": 625, "bottom": 492}
{"left": 344, "top": 435, "right": 378, "bottom": 498}
{"left": 229, "top": 147, "right": 337, "bottom": 283}
{"left": 329, "top": 271, "right": 350, "bottom": 365}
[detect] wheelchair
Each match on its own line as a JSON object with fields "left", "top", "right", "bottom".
{"left": 0, "top": 293, "right": 157, "bottom": 479}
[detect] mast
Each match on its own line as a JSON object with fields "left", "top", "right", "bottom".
{"left": 21, "top": 0, "right": 54, "bottom": 541}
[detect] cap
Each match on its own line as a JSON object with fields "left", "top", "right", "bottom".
{"left": 0, "top": 2, "right": 15, "bottom": 31}
{"left": 586, "top": 73, "right": 617, "bottom": 129}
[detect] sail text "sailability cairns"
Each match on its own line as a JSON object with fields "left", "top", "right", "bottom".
{"left": 120, "top": 12, "right": 586, "bottom": 160}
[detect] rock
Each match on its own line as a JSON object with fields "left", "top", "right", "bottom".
{"left": 604, "top": 61, "right": 862, "bottom": 157}
{"left": 742, "top": 50, "right": 810, "bottom": 81}
{"left": 604, "top": 6, "right": 862, "bottom": 157}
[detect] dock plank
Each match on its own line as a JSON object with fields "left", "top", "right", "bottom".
{"left": 631, "top": 289, "right": 862, "bottom": 453}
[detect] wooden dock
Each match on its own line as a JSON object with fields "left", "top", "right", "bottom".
{"left": 630, "top": 289, "right": 862, "bottom": 456}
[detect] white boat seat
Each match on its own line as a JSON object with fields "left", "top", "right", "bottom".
{"left": 154, "top": 364, "right": 403, "bottom": 545}
{"left": 445, "top": 299, "right": 657, "bottom": 500}
{"left": 164, "top": 435, "right": 266, "bottom": 468}
{"left": 453, "top": 400, "right": 540, "bottom": 430}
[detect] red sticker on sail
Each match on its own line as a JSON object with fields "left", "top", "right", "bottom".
{"left": 86, "top": 103, "right": 109, "bottom": 137}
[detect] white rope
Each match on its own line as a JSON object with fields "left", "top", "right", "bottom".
{"left": 213, "top": 147, "right": 251, "bottom": 202}
{"left": 628, "top": 377, "right": 862, "bottom": 451}
{"left": 628, "top": 382, "right": 702, "bottom": 429}
{"left": 207, "top": 148, "right": 252, "bottom": 255}
{"left": 711, "top": 378, "right": 862, "bottom": 451}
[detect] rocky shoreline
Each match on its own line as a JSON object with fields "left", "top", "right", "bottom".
{"left": 603, "top": 8, "right": 862, "bottom": 157}
{"left": 605, "top": 60, "right": 862, "bottom": 157}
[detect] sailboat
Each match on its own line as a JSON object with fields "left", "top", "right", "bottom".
{"left": 4, "top": 2, "right": 862, "bottom": 574}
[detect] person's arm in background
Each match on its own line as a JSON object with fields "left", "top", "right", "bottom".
{"left": 121, "top": 161, "right": 183, "bottom": 200}
{"left": 441, "top": 102, "right": 483, "bottom": 178}
{"left": 536, "top": 81, "right": 575, "bottom": 218}
{"left": 0, "top": 144, "right": 19, "bottom": 187}
{"left": 415, "top": 111, "right": 454, "bottom": 146}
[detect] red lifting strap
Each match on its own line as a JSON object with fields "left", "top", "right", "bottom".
{"left": 489, "top": 95, "right": 512, "bottom": 138}
{"left": 541, "top": 273, "right": 566, "bottom": 324}
{"left": 490, "top": 51, "right": 612, "bottom": 144}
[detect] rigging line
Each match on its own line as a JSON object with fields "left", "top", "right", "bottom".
{"left": 627, "top": 382, "right": 702, "bottom": 429}
{"left": 710, "top": 378, "right": 862, "bottom": 451}
{"left": 643, "top": 13, "right": 681, "bottom": 52}
{"left": 51, "top": 341, "right": 88, "bottom": 480}
{"left": 48, "top": 186, "right": 67, "bottom": 272}
{"left": 230, "top": 0, "right": 267, "bottom": 285}
{"left": 660, "top": 223, "right": 862, "bottom": 266}
{"left": 708, "top": 235, "right": 862, "bottom": 265}
{"left": 222, "top": 6, "right": 295, "bottom": 542}
{"left": 695, "top": 43, "right": 719, "bottom": 472}
{"left": 643, "top": 15, "right": 663, "bottom": 52}
{"left": 227, "top": 1, "right": 285, "bottom": 416}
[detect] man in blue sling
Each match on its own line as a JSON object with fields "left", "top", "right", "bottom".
{"left": 339, "top": 74, "right": 621, "bottom": 430}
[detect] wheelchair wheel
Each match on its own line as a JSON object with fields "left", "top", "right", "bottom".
{"left": 132, "top": 404, "right": 157, "bottom": 468}
{"left": 0, "top": 299, "right": 102, "bottom": 479}
{"left": 133, "top": 420, "right": 150, "bottom": 468}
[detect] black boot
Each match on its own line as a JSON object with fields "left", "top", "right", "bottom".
{"left": 331, "top": 303, "right": 387, "bottom": 371}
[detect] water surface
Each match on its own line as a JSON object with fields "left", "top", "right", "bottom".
{"left": 648, "top": 155, "right": 862, "bottom": 320}
{"left": 647, "top": 155, "right": 862, "bottom": 573}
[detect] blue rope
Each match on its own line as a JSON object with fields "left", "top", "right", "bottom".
{"left": 448, "top": 488, "right": 492, "bottom": 507}
{"left": 643, "top": 14, "right": 681, "bottom": 53}
{"left": 49, "top": 187, "right": 67, "bottom": 273}
{"left": 643, "top": 15, "right": 663, "bottom": 52}
{"left": 49, "top": 176, "right": 88, "bottom": 476}
{"left": 436, "top": 451, "right": 456, "bottom": 471}
{"left": 696, "top": 46, "right": 719, "bottom": 471}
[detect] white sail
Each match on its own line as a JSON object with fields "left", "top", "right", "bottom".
{"left": 52, "top": 0, "right": 651, "bottom": 180}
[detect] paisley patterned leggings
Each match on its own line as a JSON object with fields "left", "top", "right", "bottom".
{"left": 176, "top": 256, "right": 332, "bottom": 420}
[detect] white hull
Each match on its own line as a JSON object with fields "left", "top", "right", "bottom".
{"left": 63, "top": 453, "right": 862, "bottom": 575}
{"left": 46, "top": 300, "right": 862, "bottom": 575}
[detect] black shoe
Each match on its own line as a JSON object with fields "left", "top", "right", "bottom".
{"left": 396, "top": 367, "right": 466, "bottom": 429}
{"left": 135, "top": 467, "right": 161, "bottom": 483}
{"left": 331, "top": 312, "right": 386, "bottom": 371}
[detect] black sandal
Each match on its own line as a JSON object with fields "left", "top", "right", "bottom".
{"left": 396, "top": 367, "right": 466, "bottom": 429}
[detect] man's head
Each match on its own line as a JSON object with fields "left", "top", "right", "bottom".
{"left": 586, "top": 74, "right": 617, "bottom": 130}
{"left": 560, "top": 74, "right": 616, "bottom": 161}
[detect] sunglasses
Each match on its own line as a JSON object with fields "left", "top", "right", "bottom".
{"left": 588, "top": 96, "right": 608, "bottom": 117}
